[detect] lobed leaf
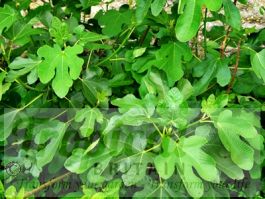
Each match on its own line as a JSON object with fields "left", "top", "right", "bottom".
{"left": 251, "top": 49, "right": 265, "bottom": 83}
{"left": 0, "top": 5, "right": 18, "bottom": 34}
{"left": 37, "top": 44, "right": 84, "bottom": 98}
{"left": 175, "top": 0, "right": 202, "bottom": 42}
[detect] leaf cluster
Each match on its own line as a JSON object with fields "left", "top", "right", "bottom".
{"left": 1, "top": 0, "right": 265, "bottom": 198}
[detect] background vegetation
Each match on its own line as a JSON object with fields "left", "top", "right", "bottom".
{"left": 0, "top": 0, "right": 265, "bottom": 198}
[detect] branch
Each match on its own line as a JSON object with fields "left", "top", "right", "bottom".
{"left": 23, "top": 172, "right": 71, "bottom": 198}
{"left": 227, "top": 39, "right": 241, "bottom": 93}
{"left": 220, "top": 27, "right": 231, "bottom": 58}
{"left": 220, "top": 0, "right": 238, "bottom": 58}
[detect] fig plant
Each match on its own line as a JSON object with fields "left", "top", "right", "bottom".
{"left": 0, "top": 0, "right": 265, "bottom": 198}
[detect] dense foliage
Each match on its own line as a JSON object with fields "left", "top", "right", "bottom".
{"left": 1, "top": 0, "right": 265, "bottom": 198}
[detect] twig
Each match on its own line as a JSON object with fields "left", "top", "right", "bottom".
{"left": 220, "top": 27, "right": 231, "bottom": 58}
{"left": 139, "top": 26, "right": 150, "bottom": 46}
{"left": 23, "top": 172, "right": 71, "bottom": 198}
{"left": 203, "top": 8, "right": 208, "bottom": 58}
{"left": 19, "top": 93, "right": 43, "bottom": 111}
{"left": 220, "top": 0, "right": 238, "bottom": 58}
{"left": 86, "top": 50, "right": 93, "bottom": 70}
{"left": 227, "top": 39, "right": 241, "bottom": 93}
